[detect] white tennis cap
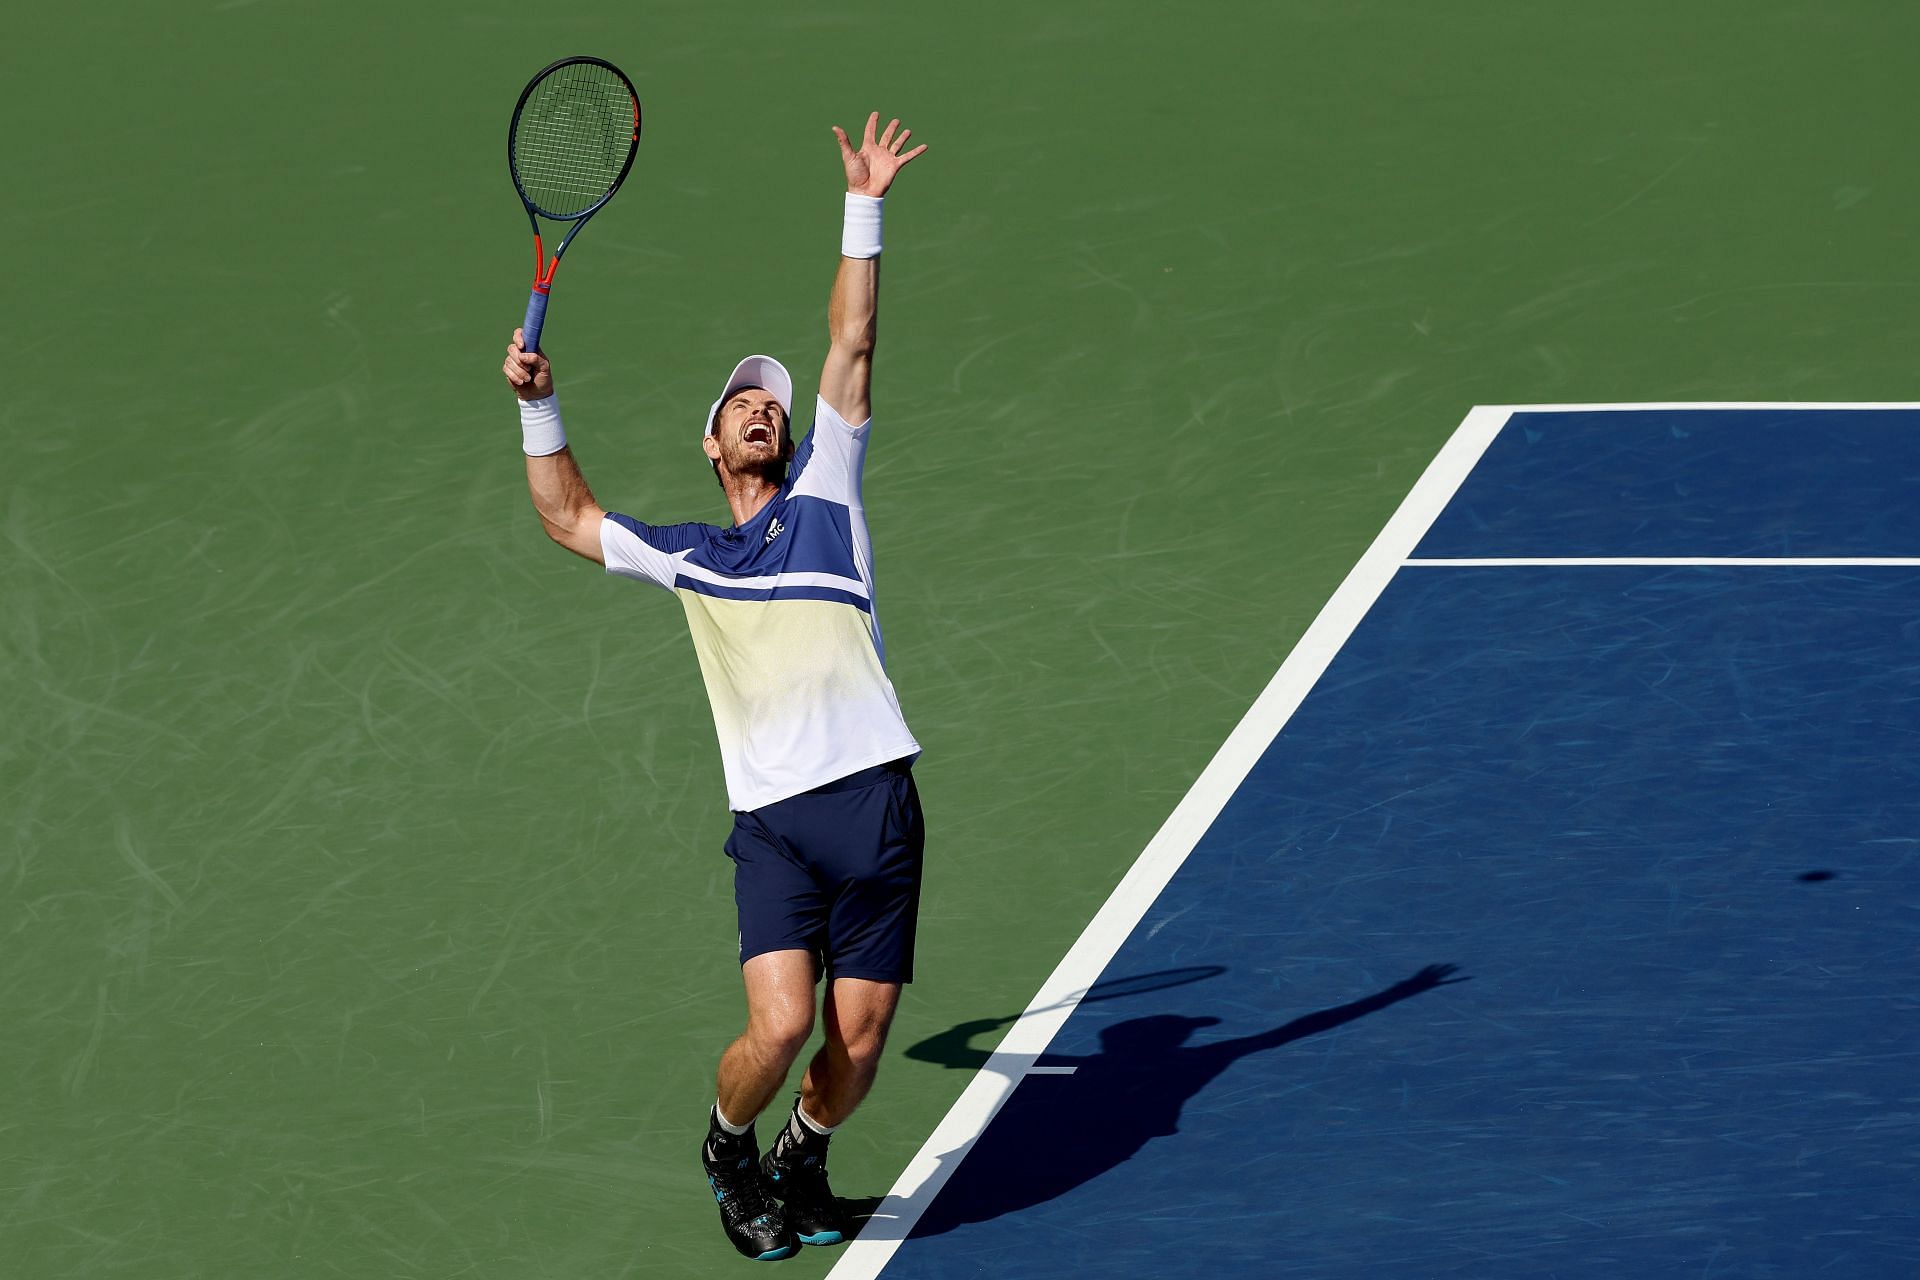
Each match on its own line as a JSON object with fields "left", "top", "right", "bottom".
{"left": 703, "top": 355, "right": 794, "bottom": 438}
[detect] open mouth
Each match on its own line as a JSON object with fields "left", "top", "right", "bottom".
{"left": 744, "top": 424, "right": 774, "bottom": 446}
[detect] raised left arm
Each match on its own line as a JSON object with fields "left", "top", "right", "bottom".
{"left": 819, "top": 112, "right": 927, "bottom": 426}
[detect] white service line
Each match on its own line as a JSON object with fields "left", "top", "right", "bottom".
{"left": 825, "top": 404, "right": 1513, "bottom": 1279}
{"left": 1454, "top": 399, "right": 1920, "bottom": 412}
{"left": 1406, "top": 557, "right": 1920, "bottom": 568}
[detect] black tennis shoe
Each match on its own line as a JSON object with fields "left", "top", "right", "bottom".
{"left": 703, "top": 1138, "right": 796, "bottom": 1261}
{"left": 760, "top": 1145, "right": 845, "bottom": 1247}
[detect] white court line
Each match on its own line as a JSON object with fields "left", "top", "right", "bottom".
{"left": 827, "top": 401, "right": 1920, "bottom": 1280}
{"left": 1408, "top": 557, "right": 1920, "bottom": 568}
{"left": 1460, "top": 400, "right": 1920, "bottom": 411}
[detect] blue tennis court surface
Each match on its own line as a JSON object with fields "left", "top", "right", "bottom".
{"left": 835, "top": 406, "right": 1920, "bottom": 1280}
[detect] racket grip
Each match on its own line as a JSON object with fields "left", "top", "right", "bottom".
{"left": 521, "top": 286, "right": 551, "bottom": 354}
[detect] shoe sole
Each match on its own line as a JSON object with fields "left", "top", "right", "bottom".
{"left": 796, "top": 1230, "right": 845, "bottom": 1246}
{"left": 754, "top": 1246, "right": 795, "bottom": 1261}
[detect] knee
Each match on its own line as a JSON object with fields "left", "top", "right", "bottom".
{"left": 831, "top": 1017, "right": 891, "bottom": 1071}
{"left": 748, "top": 1004, "right": 815, "bottom": 1065}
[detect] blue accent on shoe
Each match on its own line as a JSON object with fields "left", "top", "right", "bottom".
{"left": 797, "top": 1230, "right": 845, "bottom": 1246}
{"left": 755, "top": 1246, "right": 795, "bottom": 1261}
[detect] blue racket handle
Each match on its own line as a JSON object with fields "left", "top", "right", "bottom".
{"left": 521, "top": 287, "right": 551, "bottom": 354}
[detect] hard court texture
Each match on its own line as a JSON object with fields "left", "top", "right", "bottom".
{"left": 881, "top": 409, "right": 1920, "bottom": 1277}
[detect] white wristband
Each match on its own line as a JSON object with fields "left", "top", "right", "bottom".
{"left": 519, "top": 394, "right": 567, "bottom": 457}
{"left": 842, "top": 192, "right": 883, "bottom": 259}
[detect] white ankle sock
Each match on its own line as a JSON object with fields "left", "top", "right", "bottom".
{"left": 795, "top": 1104, "right": 837, "bottom": 1137}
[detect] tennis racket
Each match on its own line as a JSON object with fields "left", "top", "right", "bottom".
{"left": 507, "top": 56, "right": 642, "bottom": 353}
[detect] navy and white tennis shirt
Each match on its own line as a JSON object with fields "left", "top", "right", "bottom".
{"left": 599, "top": 395, "right": 920, "bottom": 811}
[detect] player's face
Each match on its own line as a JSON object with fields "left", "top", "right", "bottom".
{"left": 710, "top": 388, "right": 790, "bottom": 475}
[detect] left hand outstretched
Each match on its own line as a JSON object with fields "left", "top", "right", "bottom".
{"left": 833, "top": 112, "right": 927, "bottom": 197}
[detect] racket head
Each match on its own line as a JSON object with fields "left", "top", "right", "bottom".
{"left": 508, "top": 56, "right": 642, "bottom": 221}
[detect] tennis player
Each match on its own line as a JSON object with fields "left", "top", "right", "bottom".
{"left": 502, "top": 112, "right": 928, "bottom": 1262}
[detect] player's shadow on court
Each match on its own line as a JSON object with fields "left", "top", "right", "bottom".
{"left": 872, "top": 963, "right": 1465, "bottom": 1239}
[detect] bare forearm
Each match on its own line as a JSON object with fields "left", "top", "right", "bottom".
{"left": 525, "top": 447, "right": 607, "bottom": 562}
{"left": 821, "top": 255, "right": 878, "bottom": 423}
{"left": 830, "top": 254, "right": 878, "bottom": 350}
{"left": 504, "top": 332, "right": 605, "bottom": 563}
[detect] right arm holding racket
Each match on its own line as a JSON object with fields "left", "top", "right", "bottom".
{"left": 504, "top": 332, "right": 607, "bottom": 564}
{"left": 500, "top": 56, "right": 638, "bottom": 565}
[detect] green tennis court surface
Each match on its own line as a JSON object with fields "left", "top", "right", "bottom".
{"left": 4, "top": 2, "right": 1913, "bottom": 1275}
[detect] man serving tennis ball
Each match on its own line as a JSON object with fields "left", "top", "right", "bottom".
{"left": 502, "top": 112, "right": 928, "bottom": 1262}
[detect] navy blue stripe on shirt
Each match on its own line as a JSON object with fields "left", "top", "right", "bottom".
{"left": 606, "top": 512, "right": 720, "bottom": 551}
{"left": 674, "top": 577, "right": 873, "bottom": 612}
{"left": 787, "top": 424, "right": 818, "bottom": 486}
{"left": 683, "top": 495, "right": 859, "bottom": 581}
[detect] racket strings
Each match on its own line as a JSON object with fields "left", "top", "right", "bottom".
{"left": 513, "top": 64, "right": 636, "bottom": 218}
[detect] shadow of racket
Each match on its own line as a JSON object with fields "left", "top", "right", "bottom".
{"left": 1021, "top": 965, "right": 1228, "bottom": 1019}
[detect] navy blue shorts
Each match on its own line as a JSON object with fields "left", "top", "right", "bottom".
{"left": 724, "top": 759, "right": 925, "bottom": 984}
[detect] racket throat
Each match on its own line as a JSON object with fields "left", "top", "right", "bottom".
{"left": 531, "top": 234, "right": 559, "bottom": 290}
